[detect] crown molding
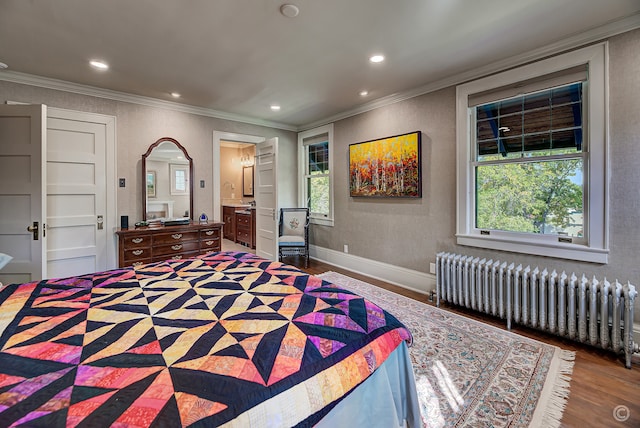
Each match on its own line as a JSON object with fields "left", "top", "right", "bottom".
{"left": 299, "top": 12, "right": 640, "bottom": 131}
{"left": 0, "top": 70, "right": 298, "bottom": 132}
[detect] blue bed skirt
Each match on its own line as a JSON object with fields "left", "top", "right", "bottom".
{"left": 317, "top": 342, "right": 421, "bottom": 427}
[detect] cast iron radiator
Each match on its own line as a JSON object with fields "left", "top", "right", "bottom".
{"left": 436, "top": 252, "right": 639, "bottom": 368}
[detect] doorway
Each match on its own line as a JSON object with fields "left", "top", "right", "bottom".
{"left": 213, "top": 131, "right": 262, "bottom": 252}
{"left": 219, "top": 141, "right": 256, "bottom": 207}
{"left": 212, "top": 131, "right": 263, "bottom": 221}
{"left": 219, "top": 140, "right": 256, "bottom": 251}
{"left": 212, "top": 131, "right": 279, "bottom": 260}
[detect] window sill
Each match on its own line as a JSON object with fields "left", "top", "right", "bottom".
{"left": 456, "top": 234, "right": 608, "bottom": 264}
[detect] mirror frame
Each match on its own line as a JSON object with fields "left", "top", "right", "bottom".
{"left": 242, "top": 165, "right": 254, "bottom": 197}
{"left": 142, "top": 137, "right": 194, "bottom": 221}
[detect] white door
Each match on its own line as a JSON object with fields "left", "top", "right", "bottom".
{"left": 255, "top": 137, "right": 278, "bottom": 261}
{"left": 0, "top": 104, "right": 47, "bottom": 285}
{"left": 46, "top": 108, "right": 116, "bottom": 278}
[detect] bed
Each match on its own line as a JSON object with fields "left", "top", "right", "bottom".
{"left": 0, "top": 251, "right": 420, "bottom": 427}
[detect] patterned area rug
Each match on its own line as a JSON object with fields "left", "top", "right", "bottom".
{"left": 317, "top": 272, "right": 575, "bottom": 428}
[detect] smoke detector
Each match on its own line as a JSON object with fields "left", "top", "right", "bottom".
{"left": 280, "top": 4, "right": 299, "bottom": 18}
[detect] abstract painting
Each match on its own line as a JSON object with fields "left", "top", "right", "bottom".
{"left": 349, "top": 131, "right": 421, "bottom": 197}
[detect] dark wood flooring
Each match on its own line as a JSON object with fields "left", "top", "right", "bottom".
{"left": 282, "top": 255, "right": 640, "bottom": 427}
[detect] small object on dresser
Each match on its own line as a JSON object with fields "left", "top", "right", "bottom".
{"left": 134, "top": 221, "right": 148, "bottom": 228}
{"left": 164, "top": 218, "right": 190, "bottom": 226}
{"left": 199, "top": 213, "right": 208, "bottom": 224}
{"left": 120, "top": 215, "right": 129, "bottom": 229}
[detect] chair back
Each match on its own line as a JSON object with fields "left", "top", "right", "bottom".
{"left": 279, "top": 208, "right": 308, "bottom": 237}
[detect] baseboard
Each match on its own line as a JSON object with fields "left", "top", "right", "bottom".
{"left": 309, "top": 244, "right": 435, "bottom": 295}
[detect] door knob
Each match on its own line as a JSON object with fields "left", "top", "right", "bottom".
{"left": 27, "top": 221, "right": 39, "bottom": 240}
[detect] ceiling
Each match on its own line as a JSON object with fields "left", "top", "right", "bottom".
{"left": 1, "top": 0, "right": 639, "bottom": 130}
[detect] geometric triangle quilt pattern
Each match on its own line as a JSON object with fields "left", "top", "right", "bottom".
{"left": 0, "top": 251, "right": 411, "bottom": 427}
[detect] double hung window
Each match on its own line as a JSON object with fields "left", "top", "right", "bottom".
{"left": 474, "top": 81, "right": 585, "bottom": 240}
{"left": 298, "top": 124, "right": 334, "bottom": 226}
{"left": 456, "top": 44, "right": 608, "bottom": 263}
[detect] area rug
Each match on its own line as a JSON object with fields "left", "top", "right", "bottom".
{"left": 317, "top": 272, "right": 575, "bottom": 428}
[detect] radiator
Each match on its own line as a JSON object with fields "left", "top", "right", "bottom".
{"left": 436, "top": 252, "right": 639, "bottom": 368}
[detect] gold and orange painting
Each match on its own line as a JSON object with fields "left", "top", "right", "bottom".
{"left": 349, "top": 131, "right": 421, "bottom": 198}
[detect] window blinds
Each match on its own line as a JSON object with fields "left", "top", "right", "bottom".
{"left": 468, "top": 64, "right": 588, "bottom": 108}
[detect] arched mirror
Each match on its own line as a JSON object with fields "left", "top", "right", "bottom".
{"left": 142, "top": 137, "right": 193, "bottom": 221}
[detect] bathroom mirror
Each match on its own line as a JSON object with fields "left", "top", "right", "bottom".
{"left": 242, "top": 165, "right": 254, "bottom": 197}
{"left": 142, "top": 137, "right": 193, "bottom": 221}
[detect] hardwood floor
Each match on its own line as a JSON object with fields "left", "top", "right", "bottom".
{"left": 282, "top": 255, "right": 640, "bottom": 427}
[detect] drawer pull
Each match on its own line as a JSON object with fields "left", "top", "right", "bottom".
{"left": 132, "top": 250, "right": 144, "bottom": 256}
{"left": 133, "top": 261, "right": 144, "bottom": 267}
{"left": 171, "top": 233, "right": 183, "bottom": 239}
{"left": 205, "top": 230, "right": 215, "bottom": 236}
{"left": 132, "top": 237, "right": 144, "bottom": 244}
{"left": 174, "top": 255, "right": 183, "bottom": 260}
{"left": 171, "top": 244, "right": 183, "bottom": 251}
{"left": 205, "top": 240, "right": 214, "bottom": 245}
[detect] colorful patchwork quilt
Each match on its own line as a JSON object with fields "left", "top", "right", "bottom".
{"left": 0, "top": 252, "right": 411, "bottom": 427}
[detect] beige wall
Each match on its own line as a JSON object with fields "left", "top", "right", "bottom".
{"left": 0, "top": 81, "right": 297, "bottom": 225}
{"left": 311, "top": 90, "right": 456, "bottom": 272}
{"left": 312, "top": 28, "right": 640, "bottom": 293}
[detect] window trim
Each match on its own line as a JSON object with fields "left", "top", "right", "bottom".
{"left": 298, "top": 123, "right": 334, "bottom": 226}
{"left": 456, "top": 43, "right": 608, "bottom": 263}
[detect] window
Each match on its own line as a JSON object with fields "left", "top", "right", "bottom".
{"left": 475, "top": 83, "right": 585, "bottom": 239}
{"left": 456, "top": 43, "right": 608, "bottom": 263}
{"left": 170, "top": 164, "right": 189, "bottom": 195}
{"left": 298, "top": 124, "right": 334, "bottom": 226}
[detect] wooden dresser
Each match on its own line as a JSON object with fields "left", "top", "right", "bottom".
{"left": 116, "top": 222, "right": 223, "bottom": 268}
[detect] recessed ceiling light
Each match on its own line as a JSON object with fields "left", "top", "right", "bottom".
{"left": 0, "top": 62, "right": 8, "bottom": 69}
{"left": 270, "top": 105, "right": 281, "bottom": 111}
{"left": 170, "top": 92, "right": 181, "bottom": 98}
{"left": 369, "top": 54, "right": 385, "bottom": 63}
{"left": 280, "top": 4, "right": 299, "bottom": 18}
{"left": 89, "top": 60, "right": 109, "bottom": 70}
{"left": 359, "top": 90, "right": 369, "bottom": 97}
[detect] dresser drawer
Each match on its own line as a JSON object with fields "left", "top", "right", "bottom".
{"left": 236, "top": 228, "right": 251, "bottom": 245}
{"left": 123, "top": 235, "right": 151, "bottom": 248}
{"left": 124, "top": 247, "right": 152, "bottom": 262}
{"left": 201, "top": 237, "right": 221, "bottom": 251}
{"left": 201, "top": 228, "right": 221, "bottom": 239}
{"left": 154, "top": 240, "right": 200, "bottom": 257}
{"left": 154, "top": 231, "right": 199, "bottom": 245}
{"left": 152, "top": 251, "right": 199, "bottom": 263}
{"left": 236, "top": 214, "right": 251, "bottom": 226}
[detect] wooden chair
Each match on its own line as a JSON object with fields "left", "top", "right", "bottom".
{"left": 278, "top": 208, "right": 310, "bottom": 267}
